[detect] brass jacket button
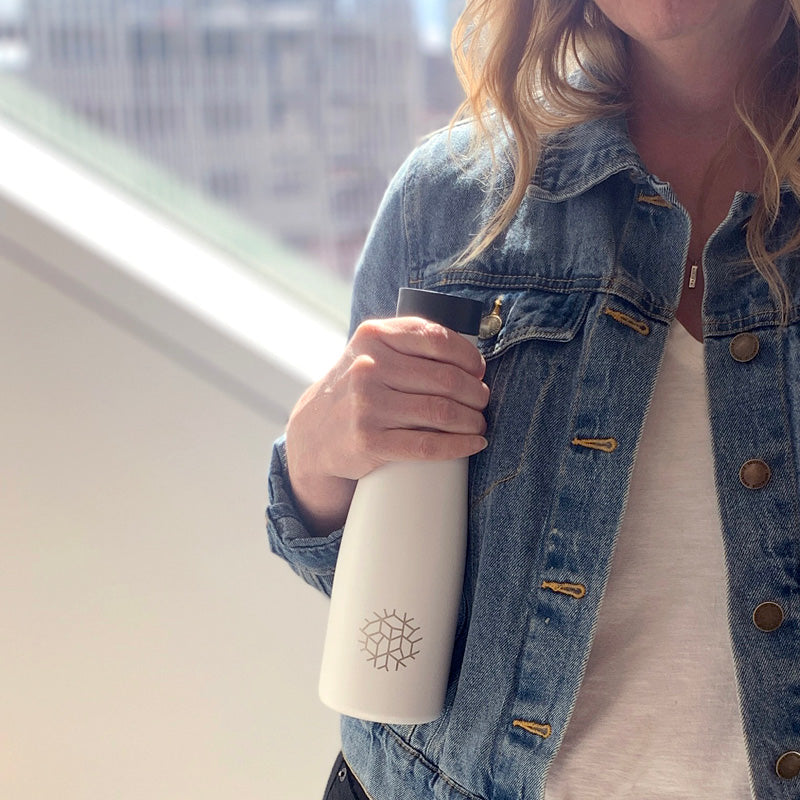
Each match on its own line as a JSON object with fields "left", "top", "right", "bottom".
{"left": 776, "top": 751, "right": 800, "bottom": 780}
{"left": 730, "top": 332, "right": 760, "bottom": 362}
{"left": 753, "top": 602, "right": 784, "bottom": 632}
{"left": 739, "top": 459, "right": 771, "bottom": 489}
{"left": 479, "top": 298, "right": 504, "bottom": 340}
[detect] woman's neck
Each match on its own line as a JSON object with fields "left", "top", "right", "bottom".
{"left": 628, "top": 42, "right": 745, "bottom": 144}
{"left": 622, "top": 11, "right": 780, "bottom": 344}
{"left": 626, "top": 5, "right": 780, "bottom": 143}
{"left": 624, "top": 15, "right": 774, "bottom": 200}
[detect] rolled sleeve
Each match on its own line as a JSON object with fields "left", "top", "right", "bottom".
{"left": 266, "top": 435, "right": 342, "bottom": 597}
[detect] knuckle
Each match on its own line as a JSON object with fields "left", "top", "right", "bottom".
{"left": 436, "top": 366, "right": 460, "bottom": 396}
{"left": 347, "top": 354, "right": 376, "bottom": 391}
{"left": 413, "top": 433, "right": 439, "bottom": 460}
{"left": 351, "top": 319, "right": 384, "bottom": 350}
{"left": 428, "top": 395, "right": 456, "bottom": 427}
{"left": 419, "top": 320, "right": 450, "bottom": 349}
{"left": 355, "top": 318, "right": 382, "bottom": 338}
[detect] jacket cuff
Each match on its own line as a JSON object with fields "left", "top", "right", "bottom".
{"left": 266, "top": 435, "right": 341, "bottom": 596}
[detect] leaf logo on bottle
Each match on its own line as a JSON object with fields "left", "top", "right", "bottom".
{"left": 359, "top": 609, "right": 422, "bottom": 671}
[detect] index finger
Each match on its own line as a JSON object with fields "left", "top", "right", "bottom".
{"left": 365, "top": 316, "right": 486, "bottom": 378}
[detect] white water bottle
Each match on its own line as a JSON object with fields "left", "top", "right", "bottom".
{"left": 318, "top": 288, "right": 483, "bottom": 724}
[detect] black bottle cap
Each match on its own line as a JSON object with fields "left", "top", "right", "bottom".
{"left": 396, "top": 288, "right": 483, "bottom": 336}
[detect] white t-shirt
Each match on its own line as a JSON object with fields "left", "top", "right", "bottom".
{"left": 545, "top": 321, "right": 752, "bottom": 799}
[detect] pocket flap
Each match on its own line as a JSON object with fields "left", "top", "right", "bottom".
{"left": 417, "top": 284, "right": 591, "bottom": 360}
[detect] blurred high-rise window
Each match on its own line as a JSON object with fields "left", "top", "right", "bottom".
{"left": 1, "top": 0, "right": 464, "bottom": 281}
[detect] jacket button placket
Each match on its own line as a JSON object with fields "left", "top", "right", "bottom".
{"left": 499, "top": 299, "right": 669, "bottom": 788}
{"left": 706, "top": 327, "right": 799, "bottom": 796}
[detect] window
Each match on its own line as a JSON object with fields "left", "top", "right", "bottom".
{"left": 204, "top": 102, "right": 252, "bottom": 133}
{"left": 14, "top": 0, "right": 464, "bottom": 280}
{"left": 49, "top": 26, "right": 107, "bottom": 63}
{"left": 206, "top": 169, "right": 248, "bottom": 201}
{"left": 203, "top": 29, "right": 241, "bottom": 60}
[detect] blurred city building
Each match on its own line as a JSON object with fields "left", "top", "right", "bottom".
{"left": 18, "top": 0, "right": 463, "bottom": 277}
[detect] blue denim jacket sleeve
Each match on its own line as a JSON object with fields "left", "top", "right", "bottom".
{"left": 266, "top": 149, "right": 415, "bottom": 596}
{"left": 266, "top": 436, "right": 342, "bottom": 596}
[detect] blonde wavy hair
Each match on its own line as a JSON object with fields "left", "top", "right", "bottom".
{"left": 451, "top": 0, "right": 800, "bottom": 319}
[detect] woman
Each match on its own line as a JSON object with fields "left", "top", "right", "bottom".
{"left": 268, "top": 1, "right": 800, "bottom": 798}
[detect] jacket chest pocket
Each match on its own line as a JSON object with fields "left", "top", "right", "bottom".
{"left": 479, "top": 288, "right": 590, "bottom": 496}
{"left": 416, "top": 281, "right": 593, "bottom": 504}
{"left": 470, "top": 287, "right": 590, "bottom": 359}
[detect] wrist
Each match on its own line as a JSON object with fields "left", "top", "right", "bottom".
{"left": 287, "top": 466, "right": 356, "bottom": 538}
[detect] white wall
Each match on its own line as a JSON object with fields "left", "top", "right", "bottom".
{"left": 0, "top": 113, "right": 351, "bottom": 797}
{"left": 0, "top": 254, "right": 342, "bottom": 799}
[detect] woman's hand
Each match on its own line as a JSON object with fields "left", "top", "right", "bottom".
{"left": 285, "top": 316, "right": 490, "bottom": 536}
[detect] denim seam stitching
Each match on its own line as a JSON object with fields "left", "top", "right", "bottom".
{"left": 379, "top": 724, "right": 487, "bottom": 800}
{"left": 403, "top": 149, "right": 418, "bottom": 282}
{"left": 470, "top": 363, "right": 560, "bottom": 508}
{"left": 776, "top": 330, "right": 800, "bottom": 524}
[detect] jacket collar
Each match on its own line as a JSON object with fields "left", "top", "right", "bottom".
{"left": 529, "top": 112, "right": 646, "bottom": 201}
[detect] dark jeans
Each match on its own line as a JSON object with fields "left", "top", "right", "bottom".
{"left": 322, "top": 753, "right": 370, "bottom": 800}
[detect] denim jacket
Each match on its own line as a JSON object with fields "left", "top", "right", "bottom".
{"left": 267, "top": 113, "right": 800, "bottom": 800}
